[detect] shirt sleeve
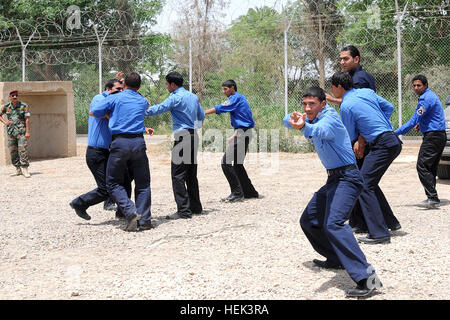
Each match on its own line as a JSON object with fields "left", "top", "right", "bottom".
{"left": 376, "top": 94, "right": 394, "bottom": 119}
{"left": 91, "top": 95, "right": 113, "bottom": 117}
{"left": 395, "top": 107, "right": 419, "bottom": 135}
{"left": 192, "top": 100, "right": 204, "bottom": 129}
{"left": 89, "top": 95, "right": 104, "bottom": 111}
{"left": 0, "top": 105, "right": 5, "bottom": 116}
{"left": 283, "top": 113, "right": 293, "bottom": 129}
{"left": 418, "top": 95, "right": 432, "bottom": 112}
{"left": 302, "top": 120, "right": 335, "bottom": 141}
{"left": 215, "top": 96, "right": 238, "bottom": 115}
{"left": 23, "top": 104, "right": 30, "bottom": 117}
{"left": 145, "top": 95, "right": 174, "bottom": 117}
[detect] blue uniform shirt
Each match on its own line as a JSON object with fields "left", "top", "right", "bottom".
{"left": 395, "top": 88, "right": 446, "bottom": 135}
{"left": 214, "top": 91, "right": 255, "bottom": 129}
{"left": 340, "top": 88, "right": 394, "bottom": 143}
{"left": 92, "top": 89, "right": 148, "bottom": 135}
{"left": 283, "top": 105, "right": 356, "bottom": 170}
{"left": 350, "top": 65, "right": 376, "bottom": 92}
{"left": 88, "top": 91, "right": 111, "bottom": 149}
{"left": 145, "top": 87, "right": 205, "bottom": 132}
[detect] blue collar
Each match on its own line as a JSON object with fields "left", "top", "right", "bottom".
{"left": 171, "top": 87, "right": 184, "bottom": 95}
{"left": 421, "top": 87, "right": 430, "bottom": 96}
{"left": 349, "top": 65, "right": 363, "bottom": 76}
{"left": 341, "top": 88, "right": 355, "bottom": 103}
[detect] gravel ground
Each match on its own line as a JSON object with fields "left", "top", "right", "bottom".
{"left": 0, "top": 138, "right": 448, "bottom": 300}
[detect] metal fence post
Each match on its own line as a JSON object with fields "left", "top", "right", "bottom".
{"left": 93, "top": 25, "right": 109, "bottom": 94}
{"left": 189, "top": 37, "right": 193, "bottom": 92}
{"left": 14, "top": 25, "right": 36, "bottom": 82}
{"left": 284, "top": 29, "right": 288, "bottom": 136}
{"left": 395, "top": 0, "right": 409, "bottom": 129}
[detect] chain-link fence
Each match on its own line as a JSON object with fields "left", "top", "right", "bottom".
{"left": 0, "top": 1, "right": 448, "bottom": 140}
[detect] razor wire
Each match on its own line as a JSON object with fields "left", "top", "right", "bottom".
{"left": 0, "top": 3, "right": 448, "bottom": 67}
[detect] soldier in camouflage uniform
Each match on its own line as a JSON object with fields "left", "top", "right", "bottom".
{"left": 0, "top": 90, "right": 31, "bottom": 178}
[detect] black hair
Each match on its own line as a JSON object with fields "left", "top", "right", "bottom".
{"left": 222, "top": 79, "right": 237, "bottom": 91}
{"left": 166, "top": 72, "right": 184, "bottom": 87}
{"left": 331, "top": 72, "right": 354, "bottom": 90}
{"left": 104, "top": 79, "right": 120, "bottom": 91}
{"left": 302, "top": 86, "right": 326, "bottom": 102}
{"left": 341, "top": 45, "right": 360, "bottom": 59}
{"left": 412, "top": 74, "right": 428, "bottom": 87}
{"left": 124, "top": 72, "right": 141, "bottom": 90}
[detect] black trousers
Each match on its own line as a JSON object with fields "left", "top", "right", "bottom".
{"left": 171, "top": 130, "right": 202, "bottom": 216}
{"left": 73, "top": 147, "right": 110, "bottom": 209}
{"left": 417, "top": 130, "right": 446, "bottom": 201}
{"left": 221, "top": 128, "right": 258, "bottom": 198}
{"left": 349, "top": 133, "right": 402, "bottom": 232}
{"left": 73, "top": 146, "right": 132, "bottom": 211}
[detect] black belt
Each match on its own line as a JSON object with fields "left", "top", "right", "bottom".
{"left": 371, "top": 131, "right": 395, "bottom": 145}
{"left": 424, "top": 130, "right": 446, "bottom": 136}
{"left": 112, "top": 133, "right": 144, "bottom": 140}
{"left": 327, "top": 164, "right": 358, "bottom": 177}
{"left": 87, "top": 146, "right": 108, "bottom": 152}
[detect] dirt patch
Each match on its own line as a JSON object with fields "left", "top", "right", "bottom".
{"left": 0, "top": 140, "right": 448, "bottom": 300}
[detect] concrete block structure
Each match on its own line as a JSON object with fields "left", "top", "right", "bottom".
{"left": 0, "top": 81, "right": 76, "bottom": 165}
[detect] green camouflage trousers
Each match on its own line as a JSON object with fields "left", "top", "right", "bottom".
{"left": 8, "top": 134, "right": 29, "bottom": 167}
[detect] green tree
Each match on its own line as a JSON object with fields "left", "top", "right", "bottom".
{"left": 0, "top": 0, "right": 164, "bottom": 80}
{"left": 220, "top": 6, "right": 285, "bottom": 100}
{"left": 172, "top": 0, "right": 228, "bottom": 101}
{"left": 337, "top": 0, "right": 449, "bottom": 92}
{"left": 291, "top": 0, "right": 343, "bottom": 88}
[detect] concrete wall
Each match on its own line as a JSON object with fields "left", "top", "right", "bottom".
{"left": 0, "top": 81, "right": 76, "bottom": 166}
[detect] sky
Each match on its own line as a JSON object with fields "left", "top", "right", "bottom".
{"left": 153, "top": 0, "right": 286, "bottom": 34}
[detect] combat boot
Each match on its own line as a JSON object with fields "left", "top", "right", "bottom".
{"left": 20, "top": 166, "right": 31, "bottom": 178}
{"left": 10, "top": 167, "right": 22, "bottom": 177}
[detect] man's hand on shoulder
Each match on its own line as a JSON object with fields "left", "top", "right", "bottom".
{"left": 326, "top": 93, "right": 342, "bottom": 105}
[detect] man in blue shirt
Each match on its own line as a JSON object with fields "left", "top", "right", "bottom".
{"left": 330, "top": 72, "right": 402, "bottom": 244}
{"left": 283, "top": 86, "right": 382, "bottom": 298}
{"left": 145, "top": 72, "right": 205, "bottom": 220}
{"left": 92, "top": 72, "right": 153, "bottom": 232}
{"left": 69, "top": 79, "right": 125, "bottom": 221}
{"left": 326, "top": 45, "right": 376, "bottom": 105}
{"left": 204, "top": 80, "right": 259, "bottom": 202}
{"left": 395, "top": 75, "right": 446, "bottom": 208}
{"left": 326, "top": 45, "right": 380, "bottom": 234}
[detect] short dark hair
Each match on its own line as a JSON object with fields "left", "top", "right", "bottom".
{"left": 166, "top": 72, "right": 183, "bottom": 87}
{"left": 125, "top": 72, "right": 141, "bottom": 89}
{"left": 331, "top": 72, "right": 354, "bottom": 90}
{"left": 341, "top": 45, "right": 360, "bottom": 59}
{"left": 302, "top": 86, "right": 326, "bottom": 102}
{"left": 412, "top": 74, "right": 428, "bottom": 87}
{"left": 104, "top": 79, "right": 121, "bottom": 91}
{"left": 222, "top": 79, "right": 237, "bottom": 91}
